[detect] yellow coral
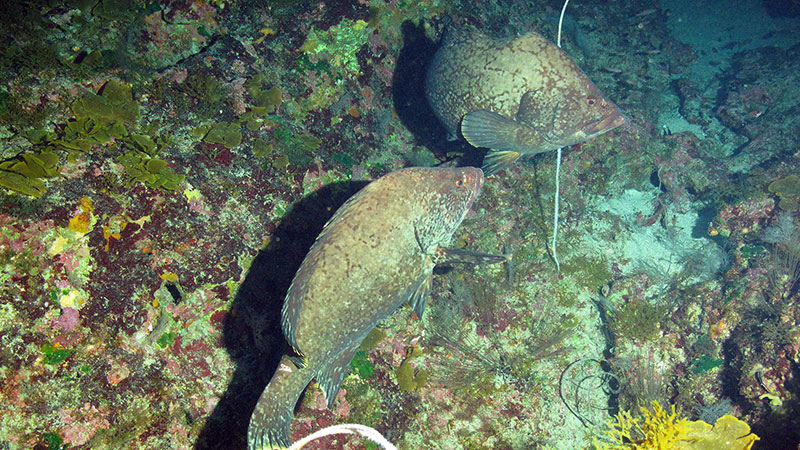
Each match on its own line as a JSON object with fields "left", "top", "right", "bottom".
{"left": 593, "top": 401, "right": 758, "bottom": 450}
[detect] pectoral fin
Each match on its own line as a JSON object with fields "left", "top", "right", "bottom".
{"left": 462, "top": 109, "right": 524, "bottom": 175}
{"left": 408, "top": 273, "right": 432, "bottom": 319}
{"left": 433, "top": 247, "right": 510, "bottom": 266}
{"left": 461, "top": 109, "right": 524, "bottom": 151}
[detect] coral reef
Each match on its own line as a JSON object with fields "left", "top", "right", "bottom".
{"left": 1, "top": 0, "right": 799, "bottom": 449}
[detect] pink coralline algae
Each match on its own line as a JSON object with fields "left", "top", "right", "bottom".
{"left": 3, "top": 217, "right": 53, "bottom": 256}
{"left": 54, "top": 307, "right": 80, "bottom": 332}
{"left": 166, "top": 302, "right": 200, "bottom": 324}
{"left": 57, "top": 251, "right": 82, "bottom": 273}
{"left": 58, "top": 403, "right": 111, "bottom": 446}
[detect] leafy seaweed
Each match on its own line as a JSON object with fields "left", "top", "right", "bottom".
{"left": 0, "top": 151, "right": 60, "bottom": 197}
{"left": 202, "top": 122, "right": 242, "bottom": 149}
{"left": 70, "top": 79, "right": 140, "bottom": 126}
{"left": 690, "top": 354, "right": 724, "bottom": 373}
{"left": 118, "top": 151, "right": 184, "bottom": 191}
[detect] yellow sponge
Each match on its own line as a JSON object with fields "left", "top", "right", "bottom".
{"left": 594, "top": 401, "right": 759, "bottom": 450}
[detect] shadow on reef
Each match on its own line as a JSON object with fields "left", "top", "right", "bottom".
{"left": 391, "top": 20, "right": 484, "bottom": 168}
{"left": 721, "top": 326, "right": 800, "bottom": 449}
{"left": 195, "top": 180, "right": 369, "bottom": 450}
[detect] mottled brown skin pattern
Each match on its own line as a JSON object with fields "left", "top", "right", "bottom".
{"left": 249, "top": 167, "right": 486, "bottom": 450}
{"left": 284, "top": 167, "right": 481, "bottom": 359}
{"left": 425, "top": 29, "right": 623, "bottom": 153}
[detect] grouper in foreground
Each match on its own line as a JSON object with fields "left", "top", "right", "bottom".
{"left": 248, "top": 167, "right": 508, "bottom": 449}
{"left": 425, "top": 28, "right": 625, "bottom": 175}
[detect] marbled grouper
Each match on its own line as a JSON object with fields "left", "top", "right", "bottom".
{"left": 248, "top": 167, "right": 508, "bottom": 449}
{"left": 425, "top": 28, "right": 625, "bottom": 175}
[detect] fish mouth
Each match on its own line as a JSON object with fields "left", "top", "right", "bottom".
{"left": 545, "top": 110, "right": 626, "bottom": 148}
{"left": 475, "top": 168, "right": 485, "bottom": 192}
{"left": 465, "top": 167, "right": 483, "bottom": 211}
{"left": 586, "top": 111, "right": 626, "bottom": 135}
{"left": 472, "top": 167, "right": 484, "bottom": 200}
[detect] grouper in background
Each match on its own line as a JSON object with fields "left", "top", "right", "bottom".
{"left": 248, "top": 167, "right": 508, "bottom": 449}
{"left": 425, "top": 28, "right": 625, "bottom": 175}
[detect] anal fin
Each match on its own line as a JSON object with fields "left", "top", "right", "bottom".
{"left": 317, "top": 342, "right": 361, "bottom": 409}
{"left": 482, "top": 150, "right": 522, "bottom": 176}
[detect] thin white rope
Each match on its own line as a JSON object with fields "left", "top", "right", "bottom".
{"left": 557, "top": 0, "right": 571, "bottom": 48}
{"left": 288, "top": 424, "right": 398, "bottom": 450}
{"left": 553, "top": 147, "right": 562, "bottom": 273}
{"left": 552, "top": 0, "right": 570, "bottom": 273}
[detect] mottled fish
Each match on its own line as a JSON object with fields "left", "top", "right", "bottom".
{"left": 249, "top": 167, "right": 507, "bottom": 449}
{"left": 425, "top": 28, "right": 625, "bottom": 175}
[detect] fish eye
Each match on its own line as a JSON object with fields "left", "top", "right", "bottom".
{"left": 585, "top": 97, "right": 597, "bottom": 106}
{"left": 456, "top": 177, "right": 465, "bottom": 187}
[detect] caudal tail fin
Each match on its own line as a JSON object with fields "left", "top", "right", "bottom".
{"left": 248, "top": 356, "right": 313, "bottom": 450}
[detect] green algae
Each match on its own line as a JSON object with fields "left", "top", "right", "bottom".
{"left": 292, "top": 17, "right": 372, "bottom": 115}
{"left": 71, "top": 79, "right": 140, "bottom": 126}
{"left": 258, "top": 122, "right": 321, "bottom": 169}
{"left": 245, "top": 75, "right": 283, "bottom": 113}
{"left": 1, "top": 78, "right": 186, "bottom": 196}
{"left": 608, "top": 296, "right": 667, "bottom": 343}
{"left": 0, "top": 151, "right": 60, "bottom": 198}
{"left": 117, "top": 151, "right": 184, "bottom": 190}
{"left": 56, "top": 116, "right": 127, "bottom": 152}
{"left": 41, "top": 343, "right": 74, "bottom": 365}
{"left": 252, "top": 138, "right": 273, "bottom": 158}
{"left": 286, "top": 133, "right": 321, "bottom": 166}
{"left": 768, "top": 175, "right": 800, "bottom": 211}
{"left": 359, "top": 327, "right": 386, "bottom": 351}
{"left": 396, "top": 346, "right": 428, "bottom": 392}
{"left": 350, "top": 351, "right": 374, "bottom": 379}
{"left": 202, "top": 122, "right": 242, "bottom": 149}
{"left": 256, "top": 87, "right": 283, "bottom": 111}
{"left": 180, "top": 73, "right": 229, "bottom": 118}
{"left": 91, "top": 0, "right": 142, "bottom": 21}
{"left": 331, "top": 152, "right": 356, "bottom": 169}
{"left": 343, "top": 377, "right": 384, "bottom": 431}
{"left": 690, "top": 354, "right": 724, "bottom": 374}
{"left": 43, "top": 431, "right": 66, "bottom": 450}
{"left": 739, "top": 243, "right": 765, "bottom": 259}
{"left": 238, "top": 78, "right": 282, "bottom": 131}
{"left": 301, "top": 19, "right": 370, "bottom": 81}
{"left": 561, "top": 256, "right": 613, "bottom": 292}
{"left": 156, "top": 331, "right": 177, "bottom": 348}
{"left": 0, "top": 90, "right": 50, "bottom": 130}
